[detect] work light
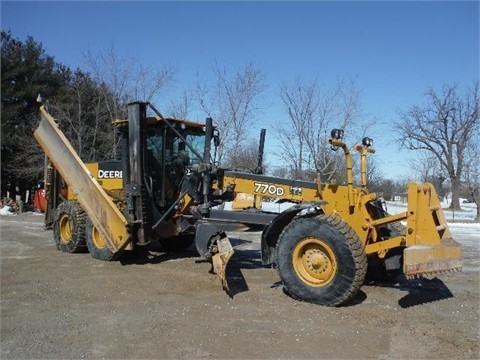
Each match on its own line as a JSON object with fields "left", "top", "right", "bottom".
{"left": 330, "top": 129, "right": 344, "bottom": 140}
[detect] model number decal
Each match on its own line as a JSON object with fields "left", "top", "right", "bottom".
{"left": 253, "top": 182, "right": 285, "bottom": 196}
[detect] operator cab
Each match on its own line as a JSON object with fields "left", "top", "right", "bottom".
{"left": 144, "top": 117, "right": 209, "bottom": 210}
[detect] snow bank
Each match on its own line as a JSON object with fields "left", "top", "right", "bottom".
{"left": 0, "top": 206, "right": 16, "bottom": 216}
{"left": 223, "top": 199, "right": 478, "bottom": 222}
{"left": 385, "top": 201, "right": 477, "bottom": 221}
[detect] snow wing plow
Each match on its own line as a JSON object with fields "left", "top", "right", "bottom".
{"left": 33, "top": 106, "right": 130, "bottom": 254}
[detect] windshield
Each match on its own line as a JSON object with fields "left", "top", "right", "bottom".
{"left": 145, "top": 125, "right": 206, "bottom": 166}
{"left": 144, "top": 123, "right": 207, "bottom": 207}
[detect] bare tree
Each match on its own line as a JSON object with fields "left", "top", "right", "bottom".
{"left": 409, "top": 152, "right": 441, "bottom": 183}
{"left": 83, "top": 45, "right": 176, "bottom": 157}
{"left": 407, "top": 152, "right": 448, "bottom": 199}
{"left": 395, "top": 82, "right": 480, "bottom": 210}
{"left": 275, "top": 77, "right": 316, "bottom": 179}
{"left": 269, "top": 165, "right": 290, "bottom": 179}
{"left": 167, "top": 89, "right": 192, "bottom": 120}
{"left": 231, "top": 139, "right": 267, "bottom": 173}
{"left": 46, "top": 70, "right": 112, "bottom": 161}
{"left": 7, "top": 135, "right": 44, "bottom": 185}
{"left": 195, "top": 63, "right": 266, "bottom": 168}
{"left": 369, "top": 178, "right": 407, "bottom": 202}
{"left": 364, "top": 156, "right": 384, "bottom": 190}
{"left": 464, "top": 136, "right": 480, "bottom": 220}
{"left": 275, "top": 78, "right": 363, "bottom": 181}
{"left": 132, "top": 63, "right": 176, "bottom": 104}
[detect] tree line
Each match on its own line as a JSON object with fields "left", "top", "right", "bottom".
{"left": 1, "top": 31, "right": 478, "bottom": 218}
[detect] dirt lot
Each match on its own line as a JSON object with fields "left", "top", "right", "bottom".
{"left": 1, "top": 212, "right": 479, "bottom": 359}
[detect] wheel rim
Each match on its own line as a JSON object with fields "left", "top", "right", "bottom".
{"left": 292, "top": 237, "right": 337, "bottom": 287}
{"left": 91, "top": 225, "right": 107, "bottom": 250}
{"left": 59, "top": 214, "right": 72, "bottom": 243}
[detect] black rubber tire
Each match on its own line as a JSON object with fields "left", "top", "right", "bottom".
{"left": 85, "top": 218, "right": 121, "bottom": 261}
{"left": 159, "top": 234, "right": 195, "bottom": 252}
{"left": 276, "top": 214, "right": 367, "bottom": 306}
{"left": 53, "top": 201, "right": 87, "bottom": 253}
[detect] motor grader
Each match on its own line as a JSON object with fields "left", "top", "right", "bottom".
{"left": 34, "top": 101, "right": 463, "bottom": 307}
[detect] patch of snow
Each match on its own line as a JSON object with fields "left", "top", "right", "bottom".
{"left": 448, "top": 222, "right": 480, "bottom": 229}
{"left": 0, "top": 206, "right": 16, "bottom": 216}
{"left": 221, "top": 201, "right": 295, "bottom": 213}
{"left": 222, "top": 198, "right": 478, "bottom": 222}
{"left": 385, "top": 201, "right": 477, "bottom": 221}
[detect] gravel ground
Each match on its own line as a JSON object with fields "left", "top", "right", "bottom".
{"left": 1, "top": 212, "right": 479, "bottom": 359}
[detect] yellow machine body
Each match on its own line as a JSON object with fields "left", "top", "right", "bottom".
{"left": 33, "top": 103, "right": 463, "bottom": 307}
{"left": 218, "top": 141, "right": 463, "bottom": 279}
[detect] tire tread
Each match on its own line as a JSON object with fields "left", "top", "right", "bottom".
{"left": 276, "top": 214, "right": 367, "bottom": 306}
{"left": 53, "top": 201, "right": 87, "bottom": 253}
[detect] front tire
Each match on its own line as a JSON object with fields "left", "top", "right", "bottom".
{"left": 85, "top": 218, "right": 120, "bottom": 261}
{"left": 53, "top": 201, "right": 87, "bottom": 253}
{"left": 276, "top": 214, "right": 367, "bottom": 306}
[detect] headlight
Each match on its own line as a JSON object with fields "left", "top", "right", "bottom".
{"left": 362, "top": 137, "right": 373, "bottom": 147}
{"left": 330, "top": 129, "right": 344, "bottom": 140}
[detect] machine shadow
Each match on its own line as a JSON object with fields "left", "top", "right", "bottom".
{"left": 223, "top": 236, "right": 269, "bottom": 298}
{"left": 118, "top": 239, "right": 454, "bottom": 307}
{"left": 118, "top": 235, "right": 268, "bottom": 299}
{"left": 364, "top": 275, "right": 454, "bottom": 308}
{"left": 119, "top": 243, "right": 199, "bottom": 265}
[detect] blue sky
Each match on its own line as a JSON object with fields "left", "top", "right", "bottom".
{"left": 2, "top": 1, "right": 479, "bottom": 180}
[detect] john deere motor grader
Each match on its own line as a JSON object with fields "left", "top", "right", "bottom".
{"left": 34, "top": 101, "right": 463, "bottom": 307}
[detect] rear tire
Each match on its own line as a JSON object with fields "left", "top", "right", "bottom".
{"left": 53, "top": 201, "right": 87, "bottom": 253}
{"left": 85, "top": 218, "right": 121, "bottom": 261}
{"left": 276, "top": 214, "right": 367, "bottom": 306}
